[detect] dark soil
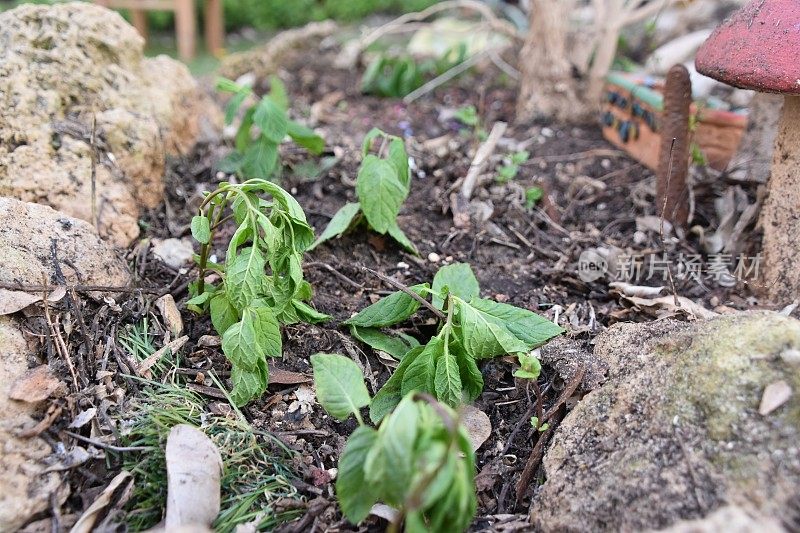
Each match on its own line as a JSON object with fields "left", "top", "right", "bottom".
{"left": 48, "top": 42, "right": 777, "bottom": 531}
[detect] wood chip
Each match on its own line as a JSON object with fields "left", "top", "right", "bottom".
{"left": 759, "top": 380, "right": 792, "bottom": 416}
{"left": 462, "top": 405, "right": 492, "bottom": 452}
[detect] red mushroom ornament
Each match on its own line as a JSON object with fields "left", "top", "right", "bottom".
{"left": 696, "top": 0, "right": 800, "bottom": 302}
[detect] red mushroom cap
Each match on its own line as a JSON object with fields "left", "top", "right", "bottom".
{"left": 695, "top": 0, "right": 800, "bottom": 95}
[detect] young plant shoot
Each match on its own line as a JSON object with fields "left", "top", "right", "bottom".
{"left": 310, "top": 353, "right": 477, "bottom": 532}
{"left": 216, "top": 75, "right": 325, "bottom": 179}
{"left": 187, "top": 179, "right": 329, "bottom": 406}
{"left": 310, "top": 128, "right": 417, "bottom": 253}
{"left": 345, "top": 263, "right": 564, "bottom": 422}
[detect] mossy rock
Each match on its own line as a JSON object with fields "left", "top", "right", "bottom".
{"left": 532, "top": 312, "right": 800, "bottom": 532}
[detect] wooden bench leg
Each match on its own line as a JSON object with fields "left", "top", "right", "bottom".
{"left": 131, "top": 9, "right": 149, "bottom": 42}
{"left": 175, "top": 0, "right": 196, "bottom": 61}
{"left": 204, "top": 0, "right": 224, "bottom": 57}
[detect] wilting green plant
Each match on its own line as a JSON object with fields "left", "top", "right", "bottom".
{"left": 310, "top": 128, "right": 416, "bottom": 253}
{"left": 310, "top": 353, "right": 476, "bottom": 532}
{"left": 186, "top": 179, "right": 328, "bottom": 405}
{"left": 217, "top": 76, "right": 325, "bottom": 178}
{"left": 496, "top": 150, "right": 530, "bottom": 183}
{"left": 344, "top": 263, "right": 563, "bottom": 421}
{"left": 361, "top": 44, "right": 468, "bottom": 98}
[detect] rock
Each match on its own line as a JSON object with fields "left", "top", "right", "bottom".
{"left": 532, "top": 312, "right": 800, "bottom": 532}
{"left": 0, "top": 3, "right": 221, "bottom": 245}
{"left": 0, "top": 198, "right": 131, "bottom": 292}
{"left": 151, "top": 237, "right": 195, "bottom": 270}
{"left": 652, "top": 505, "right": 785, "bottom": 533}
{"left": 539, "top": 336, "right": 607, "bottom": 392}
{"left": 0, "top": 316, "right": 65, "bottom": 531}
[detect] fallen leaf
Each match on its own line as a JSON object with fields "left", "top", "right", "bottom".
{"left": 268, "top": 366, "right": 312, "bottom": 385}
{"left": 462, "top": 405, "right": 492, "bottom": 452}
{"left": 44, "top": 446, "right": 102, "bottom": 473}
{"left": 70, "top": 471, "right": 133, "bottom": 533}
{"left": 370, "top": 503, "right": 399, "bottom": 523}
{"left": 609, "top": 282, "right": 665, "bottom": 298}
{"left": 0, "top": 287, "right": 66, "bottom": 315}
{"left": 8, "top": 365, "right": 64, "bottom": 402}
{"left": 759, "top": 380, "right": 792, "bottom": 416}
{"left": 197, "top": 335, "right": 221, "bottom": 347}
{"left": 156, "top": 294, "right": 183, "bottom": 336}
{"left": 165, "top": 424, "right": 223, "bottom": 529}
{"left": 619, "top": 294, "right": 718, "bottom": 320}
{"left": 68, "top": 408, "right": 97, "bottom": 429}
{"left": 288, "top": 385, "right": 315, "bottom": 415}
{"left": 135, "top": 336, "right": 189, "bottom": 377}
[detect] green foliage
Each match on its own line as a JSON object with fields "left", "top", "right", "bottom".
{"left": 310, "top": 356, "right": 476, "bottom": 532}
{"left": 310, "top": 129, "right": 416, "bottom": 253}
{"left": 187, "top": 179, "right": 329, "bottom": 406}
{"left": 453, "top": 105, "right": 480, "bottom": 127}
{"left": 530, "top": 416, "right": 549, "bottom": 433}
{"left": 513, "top": 352, "right": 542, "bottom": 380}
{"left": 496, "top": 150, "right": 530, "bottom": 183}
{"left": 216, "top": 76, "right": 324, "bottom": 179}
{"left": 525, "top": 186, "right": 544, "bottom": 209}
{"left": 361, "top": 44, "right": 468, "bottom": 98}
{"left": 345, "top": 263, "right": 563, "bottom": 421}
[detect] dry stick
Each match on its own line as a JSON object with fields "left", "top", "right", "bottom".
{"left": 660, "top": 138, "right": 681, "bottom": 306}
{"left": 90, "top": 113, "right": 98, "bottom": 231}
{"left": 403, "top": 50, "right": 490, "bottom": 104}
{"left": 461, "top": 121, "right": 508, "bottom": 200}
{"left": 362, "top": 267, "right": 446, "bottom": 320}
{"left": 358, "top": 0, "right": 521, "bottom": 53}
{"left": 0, "top": 282, "right": 159, "bottom": 294}
{"left": 305, "top": 261, "right": 363, "bottom": 289}
{"left": 40, "top": 276, "right": 79, "bottom": 391}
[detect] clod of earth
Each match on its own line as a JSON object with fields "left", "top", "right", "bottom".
{"left": 532, "top": 312, "right": 800, "bottom": 531}
{"left": 0, "top": 2, "right": 221, "bottom": 245}
{"left": 695, "top": 0, "right": 800, "bottom": 303}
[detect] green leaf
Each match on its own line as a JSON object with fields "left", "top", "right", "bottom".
{"left": 456, "top": 299, "right": 529, "bottom": 359}
{"left": 210, "top": 292, "right": 239, "bottom": 335}
{"left": 513, "top": 352, "right": 541, "bottom": 380}
{"left": 225, "top": 246, "right": 266, "bottom": 309}
{"left": 452, "top": 339, "right": 483, "bottom": 402}
{"left": 235, "top": 107, "right": 255, "bottom": 153}
{"left": 361, "top": 127, "right": 383, "bottom": 156}
{"left": 309, "top": 202, "right": 361, "bottom": 250}
{"left": 216, "top": 76, "right": 244, "bottom": 93}
{"left": 311, "top": 353, "right": 371, "bottom": 421}
{"left": 230, "top": 359, "right": 268, "bottom": 406}
{"left": 349, "top": 325, "right": 418, "bottom": 360}
{"left": 369, "top": 346, "right": 424, "bottom": 424}
{"left": 224, "top": 88, "right": 250, "bottom": 124}
{"left": 434, "top": 347, "right": 463, "bottom": 407}
{"left": 432, "top": 262, "right": 479, "bottom": 310}
{"left": 242, "top": 137, "right": 279, "bottom": 179}
{"left": 191, "top": 215, "right": 211, "bottom": 244}
{"left": 365, "top": 395, "right": 418, "bottom": 503}
{"left": 292, "top": 299, "right": 330, "bottom": 323}
{"left": 401, "top": 334, "right": 443, "bottom": 396}
{"left": 388, "top": 137, "right": 410, "bottom": 191}
{"left": 217, "top": 151, "right": 244, "bottom": 174}
{"left": 356, "top": 155, "right": 407, "bottom": 234}
{"left": 287, "top": 121, "right": 325, "bottom": 155}
{"left": 466, "top": 298, "right": 564, "bottom": 348}
{"left": 245, "top": 306, "right": 281, "bottom": 358}
{"left": 253, "top": 96, "right": 288, "bottom": 143}
{"left": 268, "top": 75, "right": 289, "bottom": 111}
{"left": 222, "top": 317, "right": 261, "bottom": 371}
{"left": 343, "top": 283, "right": 429, "bottom": 328}
{"left": 386, "top": 222, "right": 417, "bottom": 254}
{"left": 336, "top": 426, "right": 379, "bottom": 523}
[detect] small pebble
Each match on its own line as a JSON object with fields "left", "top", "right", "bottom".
{"left": 397, "top": 261, "right": 410, "bottom": 269}
{"left": 428, "top": 252, "right": 441, "bottom": 263}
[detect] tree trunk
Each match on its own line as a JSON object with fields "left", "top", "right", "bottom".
{"left": 516, "top": 0, "right": 586, "bottom": 123}
{"left": 760, "top": 95, "right": 800, "bottom": 303}
{"left": 728, "top": 93, "right": 783, "bottom": 183}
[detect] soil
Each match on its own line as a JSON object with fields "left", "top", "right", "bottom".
{"left": 27, "top": 43, "right": 781, "bottom": 531}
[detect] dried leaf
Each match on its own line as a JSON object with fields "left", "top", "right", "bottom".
{"left": 370, "top": 503, "right": 399, "bottom": 523}
{"left": 135, "top": 336, "right": 189, "bottom": 377}
{"left": 759, "top": 380, "right": 792, "bottom": 416}
{"left": 156, "top": 294, "right": 184, "bottom": 336}
{"left": 609, "top": 282, "right": 666, "bottom": 298}
{"left": 619, "top": 294, "right": 718, "bottom": 320}
{"left": 462, "top": 405, "right": 492, "bottom": 452}
{"left": 268, "top": 366, "right": 312, "bottom": 385}
{"left": 68, "top": 408, "right": 97, "bottom": 429}
{"left": 0, "top": 287, "right": 65, "bottom": 315}
{"left": 8, "top": 365, "right": 64, "bottom": 403}
{"left": 70, "top": 471, "right": 133, "bottom": 533}
{"left": 165, "top": 424, "right": 223, "bottom": 529}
